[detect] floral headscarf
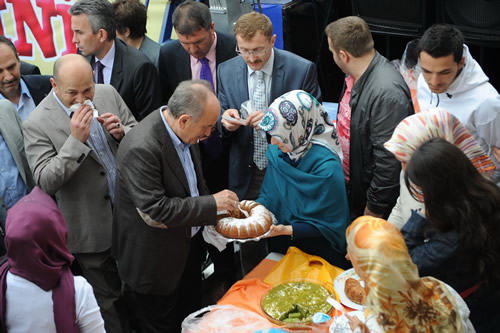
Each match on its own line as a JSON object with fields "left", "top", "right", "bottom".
{"left": 384, "top": 107, "right": 496, "bottom": 175}
{"left": 258, "top": 90, "right": 343, "bottom": 161}
{"left": 346, "top": 216, "right": 463, "bottom": 332}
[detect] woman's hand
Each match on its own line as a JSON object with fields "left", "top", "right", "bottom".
{"left": 265, "top": 224, "right": 293, "bottom": 238}
{"left": 346, "top": 313, "right": 370, "bottom": 333}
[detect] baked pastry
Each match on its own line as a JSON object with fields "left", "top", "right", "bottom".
{"left": 215, "top": 200, "right": 272, "bottom": 239}
{"left": 344, "top": 277, "right": 366, "bottom": 305}
{"left": 262, "top": 281, "right": 332, "bottom": 323}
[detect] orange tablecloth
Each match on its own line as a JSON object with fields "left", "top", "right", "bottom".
{"left": 217, "top": 249, "right": 350, "bottom": 332}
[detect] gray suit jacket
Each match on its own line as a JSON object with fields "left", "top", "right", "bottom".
{"left": 0, "top": 100, "right": 35, "bottom": 225}
{"left": 23, "top": 85, "right": 137, "bottom": 253}
{"left": 217, "top": 48, "right": 322, "bottom": 198}
{"left": 112, "top": 110, "right": 217, "bottom": 295}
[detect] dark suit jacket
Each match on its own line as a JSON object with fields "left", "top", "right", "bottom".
{"left": 20, "top": 61, "right": 41, "bottom": 75}
{"left": 158, "top": 31, "right": 237, "bottom": 193}
{"left": 90, "top": 39, "right": 162, "bottom": 121}
{"left": 22, "top": 75, "right": 52, "bottom": 105}
{"left": 217, "top": 48, "right": 322, "bottom": 199}
{"left": 158, "top": 31, "right": 237, "bottom": 103}
{"left": 112, "top": 110, "right": 217, "bottom": 295}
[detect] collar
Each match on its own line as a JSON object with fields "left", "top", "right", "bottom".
{"left": 52, "top": 91, "right": 72, "bottom": 117}
{"left": 96, "top": 40, "right": 115, "bottom": 69}
{"left": 248, "top": 48, "right": 275, "bottom": 77}
{"left": 19, "top": 78, "right": 32, "bottom": 99}
{"left": 160, "top": 107, "right": 191, "bottom": 152}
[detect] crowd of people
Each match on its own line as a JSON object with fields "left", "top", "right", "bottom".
{"left": 1, "top": 0, "right": 499, "bottom": 332}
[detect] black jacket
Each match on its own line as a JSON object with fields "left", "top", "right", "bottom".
{"left": 345, "top": 52, "right": 414, "bottom": 219}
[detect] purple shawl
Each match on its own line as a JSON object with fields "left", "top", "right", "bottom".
{"left": 0, "top": 187, "right": 78, "bottom": 333}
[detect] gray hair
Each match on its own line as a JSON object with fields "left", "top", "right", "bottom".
{"left": 172, "top": 0, "right": 211, "bottom": 35}
{"left": 168, "top": 80, "right": 213, "bottom": 121}
{"left": 69, "top": 0, "right": 116, "bottom": 41}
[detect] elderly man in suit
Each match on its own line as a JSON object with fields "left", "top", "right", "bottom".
{"left": 23, "top": 53, "right": 137, "bottom": 333}
{"left": 0, "top": 36, "right": 52, "bottom": 120}
{"left": 0, "top": 100, "right": 35, "bottom": 256}
{"left": 112, "top": 80, "right": 239, "bottom": 333}
{"left": 69, "top": 0, "right": 162, "bottom": 121}
{"left": 158, "top": 0, "right": 238, "bottom": 294}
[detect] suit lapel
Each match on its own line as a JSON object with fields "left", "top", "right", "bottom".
{"left": 237, "top": 58, "right": 249, "bottom": 103}
{"left": 0, "top": 104, "right": 29, "bottom": 186}
{"left": 155, "top": 116, "right": 191, "bottom": 195}
{"left": 110, "top": 39, "right": 124, "bottom": 91}
{"left": 270, "top": 49, "right": 284, "bottom": 100}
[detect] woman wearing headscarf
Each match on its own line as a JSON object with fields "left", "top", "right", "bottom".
{"left": 383, "top": 108, "right": 496, "bottom": 229}
{"left": 345, "top": 216, "right": 475, "bottom": 333}
{"left": 0, "top": 187, "right": 105, "bottom": 333}
{"left": 403, "top": 138, "right": 500, "bottom": 332}
{"left": 256, "top": 90, "right": 350, "bottom": 268}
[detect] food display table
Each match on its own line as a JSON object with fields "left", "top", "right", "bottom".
{"left": 215, "top": 248, "right": 354, "bottom": 332}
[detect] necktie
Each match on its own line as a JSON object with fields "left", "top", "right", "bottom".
{"left": 252, "top": 70, "right": 268, "bottom": 170}
{"left": 95, "top": 61, "right": 104, "bottom": 84}
{"left": 69, "top": 108, "right": 116, "bottom": 201}
{"left": 199, "top": 57, "right": 222, "bottom": 159}
{"left": 199, "top": 57, "right": 214, "bottom": 92}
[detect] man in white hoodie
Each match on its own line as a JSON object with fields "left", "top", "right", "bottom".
{"left": 417, "top": 24, "right": 499, "bottom": 181}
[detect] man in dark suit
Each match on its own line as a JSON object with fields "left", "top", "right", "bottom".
{"left": 23, "top": 54, "right": 137, "bottom": 333}
{"left": 159, "top": 0, "right": 236, "bottom": 194}
{"left": 158, "top": 0, "right": 238, "bottom": 293}
{"left": 69, "top": 0, "right": 162, "bottom": 121}
{"left": 0, "top": 36, "right": 51, "bottom": 120}
{"left": 218, "top": 12, "right": 321, "bottom": 274}
{"left": 219, "top": 12, "right": 321, "bottom": 201}
{"left": 112, "top": 80, "right": 238, "bottom": 333}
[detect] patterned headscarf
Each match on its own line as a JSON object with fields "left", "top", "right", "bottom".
{"left": 346, "top": 216, "right": 463, "bottom": 332}
{"left": 384, "top": 107, "right": 496, "bottom": 175}
{"left": 258, "top": 90, "right": 343, "bottom": 161}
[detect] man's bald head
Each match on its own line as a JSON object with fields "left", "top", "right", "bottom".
{"left": 50, "top": 54, "right": 95, "bottom": 108}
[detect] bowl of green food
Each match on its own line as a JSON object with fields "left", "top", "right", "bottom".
{"left": 260, "top": 279, "right": 336, "bottom": 325}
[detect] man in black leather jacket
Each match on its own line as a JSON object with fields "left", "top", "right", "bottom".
{"left": 325, "top": 17, "right": 414, "bottom": 220}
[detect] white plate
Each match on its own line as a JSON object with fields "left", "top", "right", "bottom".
{"left": 333, "top": 268, "right": 365, "bottom": 310}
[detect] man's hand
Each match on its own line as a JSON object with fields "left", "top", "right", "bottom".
{"left": 98, "top": 113, "right": 124, "bottom": 141}
{"left": 213, "top": 189, "right": 239, "bottom": 212}
{"left": 265, "top": 224, "right": 292, "bottom": 238}
{"left": 363, "top": 206, "right": 384, "bottom": 218}
{"left": 221, "top": 109, "right": 246, "bottom": 132}
{"left": 247, "top": 110, "right": 265, "bottom": 130}
{"left": 70, "top": 104, "right": 93, "bottom": 142}
{"left": 492, "top": 146, "right": 500, "bottom": 163}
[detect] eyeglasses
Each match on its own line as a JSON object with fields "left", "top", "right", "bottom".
{"left": 235, "top": 45, "right": 268, "bottom": 57}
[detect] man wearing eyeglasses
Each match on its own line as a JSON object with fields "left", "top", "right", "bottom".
{"left": 218, "top": 11, "right": 321, "bottom": 274}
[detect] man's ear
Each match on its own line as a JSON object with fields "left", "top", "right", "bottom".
{"left": 98, "top": 28, "right": 108, "bottom": 43}
{"left": 178, "top": 114, "right": 190, "bottom": 129}
{"left": 458, "top": 56, "right": 465, "bottom": 69}
{"left": 50, "top": 77, "right": 57, "bottom": 91}
{"left": 339, "top": 49, "right": 349, "bottom": 63}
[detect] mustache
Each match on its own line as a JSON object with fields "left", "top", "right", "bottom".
{"left": 1, "top": 78, "right": 17, "bottom": 85}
